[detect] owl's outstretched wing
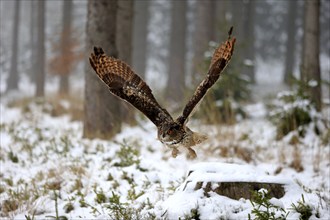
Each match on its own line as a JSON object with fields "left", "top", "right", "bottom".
{"left": 89, "top": 47, "right": 173, "bottom": 127}
{"left": 176, "top": 27, "right": 236, "bottom": 125}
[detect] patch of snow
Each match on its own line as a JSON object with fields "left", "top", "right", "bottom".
{"left": 184, "top": 162, "right": 289, "bottom": 184}
{"left": 244, "top": 59, "right": 254, "bottom": 66}
{"left": 244, "top": 102, "right": 267, "bottom": 118}
{"left": 308, "top": 79, "right": 318, "bottom": 87}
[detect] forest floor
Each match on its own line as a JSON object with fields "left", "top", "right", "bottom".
{"left": 0, "top": 77, "right": 330, "bottom": 219}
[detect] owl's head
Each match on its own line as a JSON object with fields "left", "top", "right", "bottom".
{"left": 158, "top": 122, "right": 185, "bottom": 146}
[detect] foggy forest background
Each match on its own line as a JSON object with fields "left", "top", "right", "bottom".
{"left": 1, "top": 0, "right": 329, "bottom": 137}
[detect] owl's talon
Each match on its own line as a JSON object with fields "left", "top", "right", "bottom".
{"left": 171, "top": 148, "right": 179, "bottom": 158}
{"left": 187, "top": 148, "right": 197, "bottom": 159}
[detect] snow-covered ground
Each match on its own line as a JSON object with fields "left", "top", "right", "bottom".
{"left": 0, "top": 77, "right": 329, "bottom": 219}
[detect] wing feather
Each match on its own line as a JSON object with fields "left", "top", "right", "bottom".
{"left": 89, "top": 47, "right": 173, "bottom": 127}
{"left": 176, "top": 30, "right": 236, "bottom": 125}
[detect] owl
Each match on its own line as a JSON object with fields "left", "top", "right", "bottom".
{"left": 89, "top": 27, "right": 236, "bottom": 159}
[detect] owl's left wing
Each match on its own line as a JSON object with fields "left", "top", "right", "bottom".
{"left": 89, "top": 47, "right": 173, "bottom": 127}
{"left": 176, "top": 28, "right": 236, "bottom": 125}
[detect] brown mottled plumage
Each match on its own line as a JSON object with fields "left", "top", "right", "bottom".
{"left": 89, "top": 28, "right": 236, "bottom": 159}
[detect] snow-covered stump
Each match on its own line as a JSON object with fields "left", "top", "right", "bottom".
{"left": 193, "top": 181, "right": 285, "bottom": 200}
{"left": 162, "top": 162, "right": 294, "bottom": 219}
{"left": 182, "top": 162, "right": 287, "bottom": 200}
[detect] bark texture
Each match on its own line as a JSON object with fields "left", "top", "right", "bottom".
{"left": 29, "top": 0, "right": 37, "bottom": 83}
{"left": 117, "top": 0, "right": 135, "bottom": 124}
{"left": 59, "top": 0, "right": 73, "bottom": 94}
{"left": 242, "top": 0, "right": 256, "bottom": 83}
{"left": 132, "top": 0, "right": 149, "bottom": 78}
{"left": 301, "top": 0, "right": 322, "bottom": 111}
{"left": 194, "top": 181, "right": 285, "bottom": 200}
{"left": 35, "top": 0, "right": 45, "bottom": 97}
{"left": 167, "top": 0, "right": 187, "bottom": 102}
{"left": 83, "top": 0, "right": 121, "bottom": 139}
{"left": 192, "top": 0, "right": 215, "bottom": 80}
{"left": 7, "top": 0, "right": 20, "bottom": 91}
{"left": 283, "top": 0, "right": 298, "bottom": 85}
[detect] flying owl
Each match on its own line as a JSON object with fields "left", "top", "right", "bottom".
{"left": 89, "top": 27, "right": 236, "bottom": 159}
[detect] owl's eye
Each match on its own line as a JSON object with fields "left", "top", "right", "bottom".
{"left": 167, "top": 129, "right": 173, "bottom": 135}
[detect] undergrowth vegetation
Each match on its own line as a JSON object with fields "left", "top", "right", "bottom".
{"left": 7, "top": 94, "right": 84, "bottom": 121}
{"left": 1, "top": 91, "right": 329, "bottom": 219}
{"left": 0, "top": 100, "right": 163, "bottom": 218}
{"left": 268, "top": 80, "right": 329, "bottom": 140}
{"left": 249, "top": 189, "right": 288, "bottom": 220}
{"left": 248, "top": 189, "right": 318, "bottom": 220}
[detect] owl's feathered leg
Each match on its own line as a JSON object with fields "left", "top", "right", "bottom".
{"left": 184, "top": 127, "right": 208, "bottom": 147}
{"left": 192, "top": 132, "right": 207, "bottom": 145}
{"left": 187, "top": 147, "right": 197, "bottom": 159}
{"left": 171, "top": 148, "right": 179, "bottom": 158}
{"left": 177, "top": 127, "right": 207, "bottom": 159}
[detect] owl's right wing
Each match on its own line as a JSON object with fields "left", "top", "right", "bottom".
{"left": 89, "top": 47, "right": 173, "bottom": 127}
{"left": 176, "top": 28, "right": 236, "bottom": 125}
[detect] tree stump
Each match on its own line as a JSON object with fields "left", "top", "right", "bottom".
{"left": 193, "top": 181, "right": 285, "bottom": 200}
{"left": 182, "top": 162, "right": 287, "bottom": 201}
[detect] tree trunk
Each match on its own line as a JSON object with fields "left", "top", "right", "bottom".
{"left": 167, "top": 0, "right": 187, "bottom": 103}
{"left": 242, "top": 0, "right": 256, "bottom": 83}
{"left": 231, "top": 0, "right": 244, "bottom": 42}
{"left": 192, "top": 0, "right": 216, "bottom": 80}
{"left": 301, "top": 0, "right": 322, "bottom": 111}
{"left": 214, "top": 1, "right": 228, "bottom": 41}
{"left": 83, "top": 0, "right": 121, "bottom": 139}
{"left": 117, "top": 0, "right": 135, "bottom": 125}
{"left": 132, "top": 0, "right": 149, "bottom": 78}
{"left": 300, "top": 2, "right": 306, "bottom": 82}
{"left": 29, "top": 0, "right": 37, "bottom": 83}
{"left": 59, "top": 0, "right": 73, "bottom": 95}
{"left": 117, "top": 0, "right": 133, "bottom": 66}
{"left": 35, "top": 0, "right": 45, "bottom": 97}
{"left": 6, "top": 0, "right": 20, "bottom": 92}
{"left": 283, "top": 0, "right": 298, "bottom": 85}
